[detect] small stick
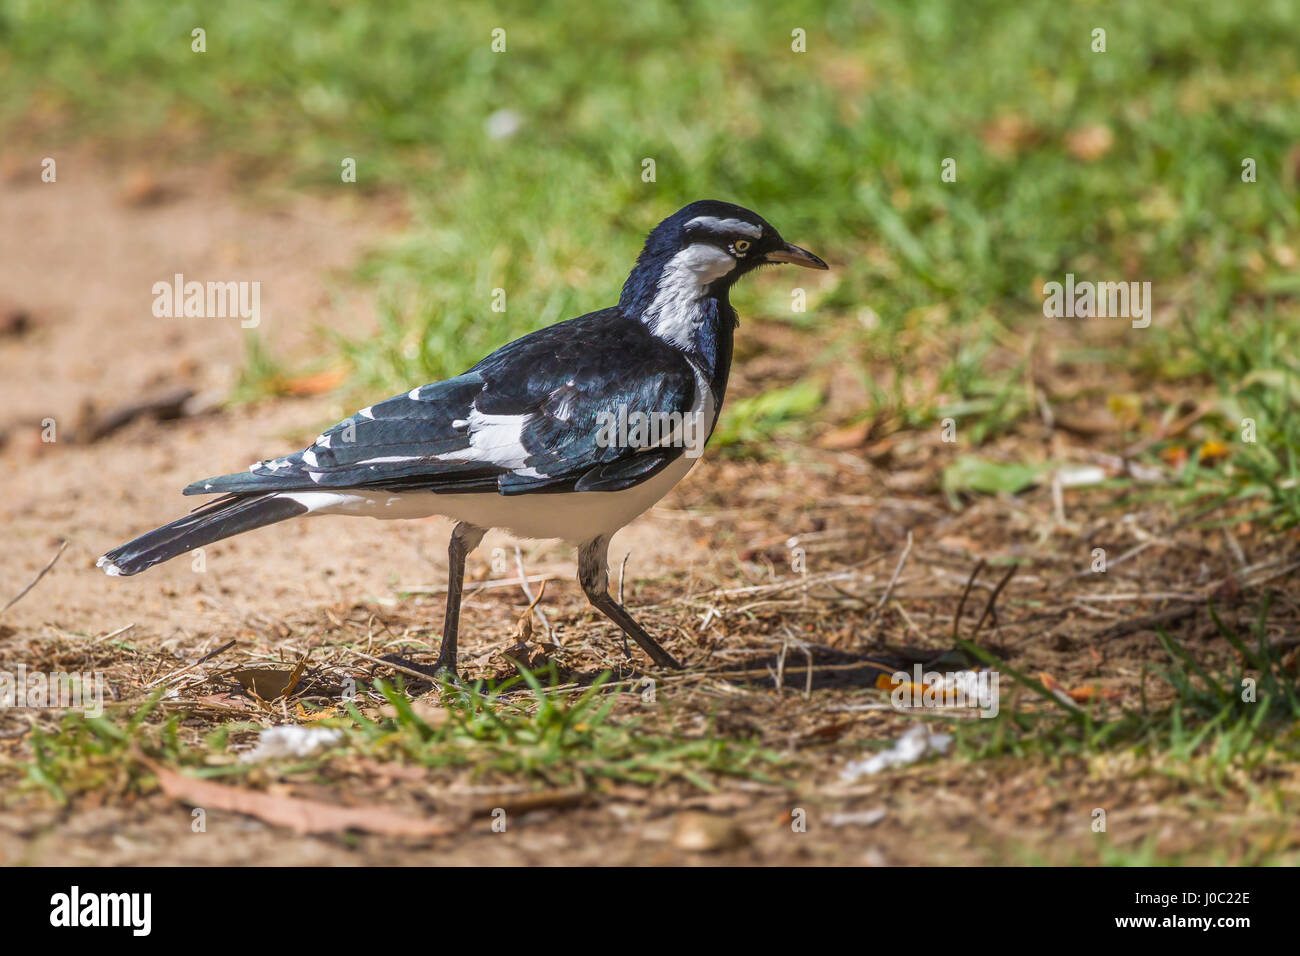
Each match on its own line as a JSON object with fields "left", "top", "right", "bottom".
{"left": 867, "top": 532, "right": 913, "bottom": 631}
{"left": 951, "top": 558, "right": 987, "bottom": 641}
{"left": 514, "top": 546, "right": 552, "bottom": 641}
{"left": 196, "top": 638, "right": 237, "bottom": 665}
{"left": 2, "top": 540, "right": 68, "bottom": 614}
{"left": 146, "top": 638, "right": 238, "bottom": 687}
{"left": 970, "top": 563, "right": 1019, "bottom": 640}
{"left": 617, "top": 551, "right": 631, "bottom": 604}
{"left": 92, "top": 622, "right": 136, "bottom": 645}
{"left": 617, "top": 552, "right": 631, "bottom": 658}
{"left": 346, "top": 648, "right": 441, "bottom": 684}
{"left": 1221, "top": 527, "right": 1247, "bottom": 570}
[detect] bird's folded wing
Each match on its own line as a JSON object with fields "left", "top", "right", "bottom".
{"left": 183, "top": 339, "right": 700, "bottom": 498}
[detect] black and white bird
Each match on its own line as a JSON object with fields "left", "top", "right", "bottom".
{"left": 99, "top": 200, "right": 827, "bottom": 674}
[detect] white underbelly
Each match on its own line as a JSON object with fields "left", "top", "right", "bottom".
{"left": 278, "top": 452, "right": 698, "bottom": 543}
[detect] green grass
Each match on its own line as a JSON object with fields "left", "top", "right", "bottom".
{"left": 2, "top": 0, "right": 1298, "bottom": 504}
{"left": 11, "top": 668, "right": 785, "bottom": 806}
{"left": 345, "top": 669, "right": 786, "bottom": 789}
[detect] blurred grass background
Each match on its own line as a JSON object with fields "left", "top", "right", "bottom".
{"left": 3, "top": 0, "right": 1299, "bottom": 520}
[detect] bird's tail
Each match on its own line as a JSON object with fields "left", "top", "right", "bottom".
{"left": 98, "top": 494, "right": 308, "bottom": 577}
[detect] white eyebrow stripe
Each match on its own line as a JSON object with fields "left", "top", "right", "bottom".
{"left": 684, "top": 216, "right": 762, "bottom": 238}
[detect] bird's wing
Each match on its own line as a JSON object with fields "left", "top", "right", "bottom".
{"left": 184, "top": 312, "right": 702, "bottom": 498}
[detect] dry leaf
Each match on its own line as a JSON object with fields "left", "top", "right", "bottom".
{"left": 295, "top": 703, "right": 338, "bottom": 722}
{"left": 281, "top": 368, "right": 346, "bottom": 397}
{"left": 282, "top": 653, "right": 310, "bottom": 697}
{"left": 465, "top": 789, "right": 585, "bottom": 817}
{"left": 141, "top": 755, "right": 455, "bottom": 837}
{"left": 231, "top": 668, "right": 296, "bottom": 699}
{"left": 1066, "top": 685, "right": 1120, "bottom": 703}
{"left": 817, "top": 422, "right": 871, "bottom": 450}
{"left": 194, "top": 693, "right": 253, "bottom": 712}
{"left": 800, "top": 721, "right": 854, "bottom": 743}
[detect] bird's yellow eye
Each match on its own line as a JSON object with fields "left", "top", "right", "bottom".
{"left": 733, "top": 239, "right": 751, "bottom": 254}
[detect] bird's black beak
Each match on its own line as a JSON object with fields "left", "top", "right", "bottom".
{"left": 764, "top": 241, "right": 829, "bottom": 270}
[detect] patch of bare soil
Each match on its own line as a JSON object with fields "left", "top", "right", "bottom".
{"left": 1, "top": 158, "right": 1297, "bottom": 866}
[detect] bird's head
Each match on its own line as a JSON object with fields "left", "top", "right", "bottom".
{"left": 619, "top": 200, "right": 828, "bottom": 324}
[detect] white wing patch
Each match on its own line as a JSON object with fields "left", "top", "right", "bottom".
{"left": 439, "top": 408, "right": 543, "bottom": 477}
{"left": 250, "top": 456, "right": 293, "bottom": 474}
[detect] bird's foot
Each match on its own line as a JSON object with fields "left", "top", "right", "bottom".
{"left": 375, "top": 653, "right": 459, "bottom": 685}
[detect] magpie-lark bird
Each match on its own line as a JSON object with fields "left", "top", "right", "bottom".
{"left": 98, "top": 200, "right": 827, "bottom": 674}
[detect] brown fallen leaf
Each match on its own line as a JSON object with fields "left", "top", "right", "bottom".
{"left": 282, "top": 653, "right": 310, "bottom": 698}
{"left": 1066, "top": 685, "right": 1120, "bottom": 703}
{"left": 464, "top": 789, "right": 587, "bottom": 817}
{"left": 1055, "top": 411, "right": 1120, "bottom": 437}
{"left": 194, "top": 693, "right": 254, "bottom": 712}
{"left": 231, "top": 668, "right": 297, "bottom": 700}
{"left": 817, "top": 421, "right": 871, "bottom": 450}
{"left": 513, "top": 578, "right": 548, "bottom": 644}
{"left": 281, "top": 368, "right": 347, "bottom": 397}
{"left": 799, "top": 720, "right": 855, "bottom": 744}
{"left": 295, "top": 702, "right": 339, "bottom": 722}
{"left": 140, "top": 755, "right": 456, "bottom": 837}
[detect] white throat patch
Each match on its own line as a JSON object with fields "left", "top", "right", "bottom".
{"left": 643, "top": 243, "right": 735, "bottom": 351}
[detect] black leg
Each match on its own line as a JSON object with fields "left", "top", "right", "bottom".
{"left": 432, "top": 522, "right": 485, "bottom": 675}
{"left": 578, "top": 536, "right": 683, "bottom": 670}
{"left": 380, "top": 522, "right": 483, "bottom": 682}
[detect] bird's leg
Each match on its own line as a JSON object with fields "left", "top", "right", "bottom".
{"left": 578, "top": 536, "right": 682, "bottom": 670}
{"left": 432, "top": 522, "right": 485, "bottom": 675}
{"left": 381, "top": 522, "right": 483, "bottom": 682}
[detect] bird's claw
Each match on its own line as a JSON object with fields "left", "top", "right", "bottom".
{"left": 376, "top": 653, "right": 460, "bottom": 685}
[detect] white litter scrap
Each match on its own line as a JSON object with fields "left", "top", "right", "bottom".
{"left": 840, "top": 724, "right": 953, "bottom": 781}
{"left": 241, "top": 726, "right": 343, "bottom": 763}
{"left": 829, "top": 807, "right": 888, "bottom": 827}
